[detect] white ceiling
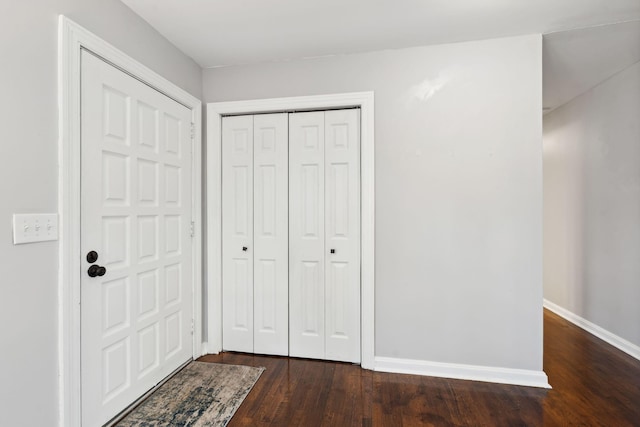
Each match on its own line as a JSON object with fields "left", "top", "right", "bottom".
{"left": 121, "top": 0, "right": 640, "bottom": 111}
{"left": 543, "top": 20, "right": 640, "bottom": 112}
{"left": 121, "top": 0, "right": 640, "bottom": 68}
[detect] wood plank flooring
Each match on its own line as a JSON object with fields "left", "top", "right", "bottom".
{"left": 198, "top": 310, "right": 640, "bottom": 426}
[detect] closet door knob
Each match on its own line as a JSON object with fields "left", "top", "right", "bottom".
{"left": 330, "top": 249, "right": 335, "bottom": 254}
{"left": 242, "top": 246, "right": 248, "bottom": 252}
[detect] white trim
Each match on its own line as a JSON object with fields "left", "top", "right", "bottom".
{"left": 544, "top": 299, "right": 640, "bottom": 361}
{"left": 206, "top": 92, "right": 375, "bottom": 369}
{"left": 374, "top": 356, "right": 551, "bottom": 389}
{"left": 58, "top": 16, "right": 203, "bottom": 427}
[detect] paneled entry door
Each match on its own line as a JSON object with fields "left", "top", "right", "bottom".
{"left": 80, "top": 51, "right": 194, "bottom": 426}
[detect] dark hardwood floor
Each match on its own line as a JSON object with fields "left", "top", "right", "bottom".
{"left": 198, "top": 310, "right": 640, "bottom": 426}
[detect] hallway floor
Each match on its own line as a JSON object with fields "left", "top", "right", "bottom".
{"left": 199, "top": 310, "right": 640, "bottom": 426}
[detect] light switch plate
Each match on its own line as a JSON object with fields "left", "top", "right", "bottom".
{"left": 13, "top": 213, "right": 59, "bottom": 244}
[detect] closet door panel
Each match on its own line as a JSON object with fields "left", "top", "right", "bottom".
{"left": 222, "top": 115, "right": 254, "bottom": 352}
{"left": 253, "top": 113, "right": 289, "bottom": 355}
{"left": 289, "top": 112, "right": 326, "bottom": 359}
{"left": 325, "top": 109, "right": 361, "bottom": 363}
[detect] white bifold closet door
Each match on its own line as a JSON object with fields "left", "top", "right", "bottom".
{"left": 289, "top": 109, "right": 361, "bottom": 363}
{"left": 222, "top": 113, "right": 289, "bottom": 355}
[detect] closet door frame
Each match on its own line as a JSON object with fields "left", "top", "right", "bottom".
{"left": 207, "top": 92, "right": 375, "bottom": 369}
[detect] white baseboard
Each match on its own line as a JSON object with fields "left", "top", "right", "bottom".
{"left": 199, "top": 342, "right": 221, "bottom": 357}
{"left": 543, "top": 299, "right": 640, "bottom": 361}
{"left": 374, "top": 356, "right": 551, "bottom": 389}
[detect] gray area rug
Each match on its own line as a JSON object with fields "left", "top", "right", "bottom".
{"left": 117, "top": 361, "right": 264, "bottom": 427}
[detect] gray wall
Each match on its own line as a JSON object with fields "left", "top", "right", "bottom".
{"left": 0, "top": 1, "right": 201, "bottom": 426}
{"left": 204, "top": 35, "right": 544, "bottom": 371}
{"left": 544, "top": 62, "right": 640, "bottom": 348}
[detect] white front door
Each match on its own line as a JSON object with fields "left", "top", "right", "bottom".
{"left": 80, "top": 50, "right": 194, "bottom": 426}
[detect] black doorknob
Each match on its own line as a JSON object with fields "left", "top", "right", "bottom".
{"left": 86, "top": 250, "right": 99, "bottom": 263}
{"left": 242, "top": 246, "right": 248, "bottom": 251}
{"left": 88, "top": 265, "right": 107, "bottom": 277}
{"left": 330, "top": 249, "right": 335, "bottom": 254}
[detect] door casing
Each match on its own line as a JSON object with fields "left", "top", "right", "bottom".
{"left": 58, "top": 16, "right": 203, "bottom": 427}
{"left": 206, "top": 93, "right": 375, "bottom": 369}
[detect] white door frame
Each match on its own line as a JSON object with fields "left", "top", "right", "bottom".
{"left": 206, "top": 92, "right": 375, "bottom": 369}
{"left": 58, "top": 16, "right": 203, "bottom": 427}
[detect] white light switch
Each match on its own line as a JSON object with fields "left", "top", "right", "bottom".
{"left": 13, "top": 213, "right": 59, "bottom": 244}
